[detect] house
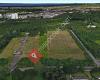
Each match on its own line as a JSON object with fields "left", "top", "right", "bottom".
{"left": 4, "top": 13, "right": 18, "bottom": 19}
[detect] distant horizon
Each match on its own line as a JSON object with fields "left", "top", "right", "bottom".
{"left": 0, "top": 0, "right": 100, "bottom": 4}
{"left": 0, "top": 3, "right": 100, "bottom": 4}
{"left": 0, "top": 3, "right": 100, "bottom": 7}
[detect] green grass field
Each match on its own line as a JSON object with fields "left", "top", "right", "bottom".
{"left": 95, "top": 40, "right": 100, "bottom": 45}
{"left": 22, "top": 36, "right": 39, "bottom": 57}
{"left": 47, "top": 30, "right": 86, "bottom": 60}
{"left": 0, "top": 36, "right": 39, "bottom": 58}
{"left": 0, "top": 30, "right": 87, "bottom": 60}
{"left": 0, "top": 38, "right": 20, "bottom": 58}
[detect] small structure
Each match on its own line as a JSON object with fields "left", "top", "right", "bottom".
{"left": 18, "top": 12, "right": 42, "bottom": 19}
{"left": 87, "top": 25, "right": 96, "bottom": 28}
{"left": 0, "top": 14, "right": 3, "bottom": 18}
{"left": 4, "top": 13, "right": 18, "bottom": 19}
{"left": 69, "top": 11, "right": 73, "bottom": 13}
{"left": 42, "top": 10, "right": 61, "bottom": 19}
{"left": 43, "top": 13, "right": 55, "bottom": 18}
{"left": 72, "top": 76, "right": 89, "bottom": 80}
{"left": 25, "top": 32, "right": 30, "bottom": 36}
{"left": 18, "top": 14, "right": 28, "bottom": 19}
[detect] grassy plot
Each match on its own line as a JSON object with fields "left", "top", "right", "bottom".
{"left": 22, "top": 36, "right": 39, "bottom": 57}
{"left": 0, "top": 35, "right": 3, "bottom": 38}
{"left": 39, "top": 34, "right": 48, "bottom": 57}
{"left": 47, "top": 31, "right": 86, "bottom": 60}
{"left": 84, "top": 71, "right": 92, "bottom": 79}
{"left": 95, "top": 40, "right": 100, "bottom": 45}
{"left": 0, "top": 36, "right": 39, "bottom": 58}
{"left": 0, "top": 38, "right": 20, "bottom": 58}
{"left": 72, "top": 72, "right": 89, "bottom": 79}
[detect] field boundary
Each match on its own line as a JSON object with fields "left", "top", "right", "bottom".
{"left": 70, "top": 30, "right": 100, "bottom": 67}
{"left": 47, "top": 30, "right": 85, "bottom": 59}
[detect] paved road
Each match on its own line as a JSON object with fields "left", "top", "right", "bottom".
{"left": 70, "top": 30, "right": 100, "bottom": 67}
{"left": 9, "top": 34, "right": 29, "bottom": 72}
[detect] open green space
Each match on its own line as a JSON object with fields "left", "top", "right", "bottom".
{"left": 0, "top": 8, "right": 100, "bottom": 80}
{"left": 0, "top": 17, "right": 62, "bottom": 54}
{"left": 0, "top": 36, "right": 39, "bottom": 58}
{"left": 39, "top": 34, "right": 48, "bottom": 57}
{"left": 47, "top": 30, "right": 86, "bottom": 60}
{"left": 95, "top": 40, "right": 100, "bottom": 45}
{"left": 0, "top": 38, "right": 20, "bottom": 58}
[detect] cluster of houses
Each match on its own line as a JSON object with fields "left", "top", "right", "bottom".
{"left": 0, "top": 11, "right": 65, "bottom": 20}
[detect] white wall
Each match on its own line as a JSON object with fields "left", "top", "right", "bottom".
{"left": 0, "top": 14, "right": 3, "bottom": 18}
{"left": 11, "top": 13, "right": 18, "bottom": 19}
{"left": 4, "top": 13, "right": 18, "bottom": 19}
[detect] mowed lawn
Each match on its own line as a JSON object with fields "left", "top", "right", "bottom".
{"left": 0, "top": 36, "right": 39, "bottom": 58}
{"left": 47, "top": 31, "right": 86, "bottom": 60}
{"left": 22, "top": 36, "right": 39, "bottom": 57}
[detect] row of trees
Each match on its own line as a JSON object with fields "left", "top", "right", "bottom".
{"left": 0, "top": 57, "right": 91, "bottom": 80}
{"left": 41, "top": 58, "right": 92, "bottom": 68}
{"left": 71, "top": 22, "right": 100, "bottom": 58}
{"left": 0, "top": 30, "right": 19, "bottom": 52}
{"left": 0, "top": 17, "right": 61, "bottom": 53}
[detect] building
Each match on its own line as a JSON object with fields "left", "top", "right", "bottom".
{"left": 87, "top": 25, "right": 96, "bottom": 28}
{"left": 43, "top": 14, "right": 54, "bottom": 18}
{"left": 0, "top": 14, "right": 3, "bottom": 18}
{"left": 43, "top": 12, "right": 59, "bottom": 18}
{"left": 18, "top": 13, "right": 34, "bottom": 19}
{"left": 4, "top": 13, "right": 18, "bottom": 19}
{"left": 18, "top": 14, "right": 28, "bottom": 19}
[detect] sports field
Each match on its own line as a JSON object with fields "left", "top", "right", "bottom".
{"left": 47, "top": 31, "right": 86, "bottom": 60}
{"left": 0, "top": 36, "right": 39, "bottom": 58}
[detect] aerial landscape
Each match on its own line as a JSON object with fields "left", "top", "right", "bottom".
{"left": 0, "top": 2, "right": 100, "bottom": 80}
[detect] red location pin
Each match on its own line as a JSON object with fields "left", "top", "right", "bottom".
{"left": 28, "top": 49, "right": 43, "bottom": 63}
